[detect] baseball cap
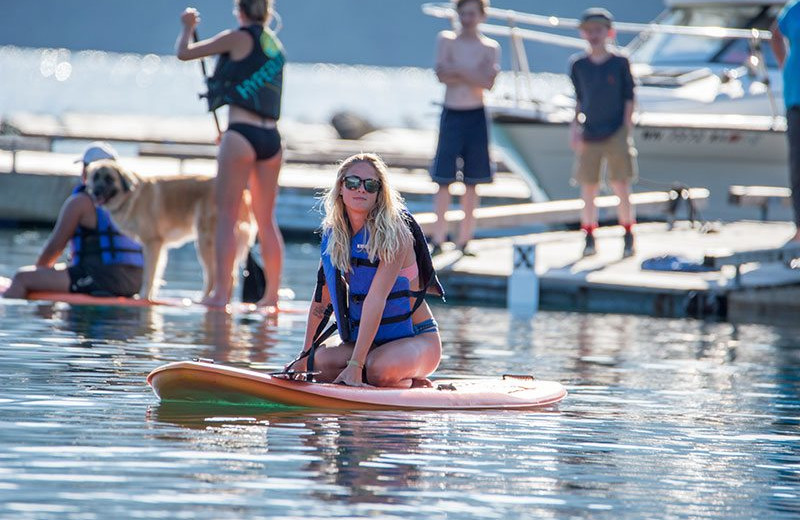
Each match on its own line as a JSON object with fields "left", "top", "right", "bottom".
{"left": 580, "top": 7, "right": 613, "bottom": 27}
{"left": 74, "top": 141, "right": 119, "bottom": 164}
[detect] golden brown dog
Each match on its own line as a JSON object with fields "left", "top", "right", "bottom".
{"left": 86, "top": 160, "right": 256, "bottom": 300}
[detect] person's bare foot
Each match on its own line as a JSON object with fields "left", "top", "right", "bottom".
{"left": 258, "top": 304, "right": 279, "bottom": 316}
{"left": 410, "top": 378, "right": 433, "bottom": 388}
{"left": 255, "top": 296, "right": 279, "bottom": 315}
{"left": 201, "top": 292, "right": 229, "bottom": 308}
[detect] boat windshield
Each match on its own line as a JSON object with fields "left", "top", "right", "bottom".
{"left": 628, "top": 5, "right": 780, "bottom": 68}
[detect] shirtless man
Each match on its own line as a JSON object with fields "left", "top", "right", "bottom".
{"left": 429, "top": 0, "right": 500, "bottom": 256}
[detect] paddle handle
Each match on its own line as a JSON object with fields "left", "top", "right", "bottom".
{"left": 193, "top": 29, "right": 222, "bottom": 140}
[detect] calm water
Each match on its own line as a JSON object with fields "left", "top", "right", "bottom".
{"left": 0, "top": 0, "right": 663, "bottom": 69}
{"left": 0, "top": 45, "right": 570, "bottom": 130}
{"left": 1, "top": 228, "right": 799, "bottom": 519}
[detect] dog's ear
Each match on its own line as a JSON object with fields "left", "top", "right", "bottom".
{"left": 118, "top": 167, "right": 134, "bottom": 192}
{"left": 113, "top": 163, "right": 140, "bottom": 193}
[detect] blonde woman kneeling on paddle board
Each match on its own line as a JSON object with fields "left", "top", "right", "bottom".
{"left": 287, "top": 153, "right": 445, "bottom": 388}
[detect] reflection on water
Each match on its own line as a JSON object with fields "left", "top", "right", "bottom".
{"left": 0, "top": 45, "right": 571, "bottom": 129}
{"left": 0, "top": 229, "right": 799, "bottom": 518}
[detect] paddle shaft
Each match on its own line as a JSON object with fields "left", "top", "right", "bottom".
{"left": 193, "top": 29, "right": 222, "bottom": 139}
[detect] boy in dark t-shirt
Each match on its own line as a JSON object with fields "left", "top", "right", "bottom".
{"left": 569, "top": 8, "right": 638, "bottom": 257}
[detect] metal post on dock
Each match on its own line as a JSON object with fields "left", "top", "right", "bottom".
{"left": 508, "top": 242, "right": 539, "bottom": 317}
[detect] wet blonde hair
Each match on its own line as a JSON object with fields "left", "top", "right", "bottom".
{"left": 322, "top": 153, "right": 412, "bottom": 272}
{"left": 237, "top": 0, "right": 270, "bottom": 24}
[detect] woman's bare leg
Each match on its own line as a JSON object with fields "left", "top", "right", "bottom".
{"left": 310, "top": 342, "right": 354, "bottom": 382}
{"left": 249, "top": 150, "right": 284, "bottom": 309}
{"left": 202, "top": 131, "right": 254, "bottom": 307}
{"left": 3, "top": 265, "right": 71, "bottom": 299}
{"left": 365, "top": 333, "right": 442, "bottom": 388}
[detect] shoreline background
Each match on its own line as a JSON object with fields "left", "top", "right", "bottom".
{"left": 1, "top": 1, "right": 662, "bottom": 131}
{"left": 1, "top": 1, "right": 662, "bottom": 70}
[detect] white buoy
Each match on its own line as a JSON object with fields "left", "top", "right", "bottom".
{"left": 507, "top": 242, "right": 539, "bottom": 317}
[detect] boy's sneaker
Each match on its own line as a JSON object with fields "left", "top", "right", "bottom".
{"left": 623, "top": 231, "right": 635, "bottom": 258}
{"left": 582, "top": 234, "right": 596, "bottom": 256}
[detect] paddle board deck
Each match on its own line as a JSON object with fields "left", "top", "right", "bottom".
{"left": 147, "top": 361, "right": 567, "bottom": 410}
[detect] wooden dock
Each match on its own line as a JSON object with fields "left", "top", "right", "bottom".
{"left": 432, "top": 220, "right": 800, "bottom": 320}
{"left": 0, "top": 112, "right": 528, "bottom": 229}
{"left": 728, "top": 285, "right": 800, "bottom": 325}
{"left": 415, "top": 188, "right": 709, "bottom": 235}
{"left": 3, "top": 112, "right": 515, "bottom": 171}
{"left": 4, "top": 111, "right": 799, "bottom": 323}
{"left": 0, "top": 149, "right": 530, "bottom": 229}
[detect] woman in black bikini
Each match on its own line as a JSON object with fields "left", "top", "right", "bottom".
{"left": 177, "top": 0, "right": 285, "bottom": 309}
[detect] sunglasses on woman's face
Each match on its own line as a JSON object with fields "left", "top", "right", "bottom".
{"left": 342, "top": 175, "right": 381, "bottom": 194}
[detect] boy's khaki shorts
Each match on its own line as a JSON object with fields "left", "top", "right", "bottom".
{"left": 573, "top": 127, "right": 638, "bottom": 185}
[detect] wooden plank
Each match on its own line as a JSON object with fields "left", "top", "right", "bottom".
{"left": 415, "top": 188, "right": 710, "bottom": 232}
{"left": 0, "top": 150, "right": 531, "bottom": 225}
{"left": 728, "top": 286, "right": 800, "bottom": 325}
{"left": 6, "top": 111, "right": 511, "bottom": 172}
{"left": 139, "top": 141, "right": 512, "bottom": 172}
{"left": 728, "top": 185, "right": 792, "bottom": 206}
{"left": 703, "top": 243, "right": 800, "bottom": 268}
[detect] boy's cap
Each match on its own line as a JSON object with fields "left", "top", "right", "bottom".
{"left": 75, "top": 141, "right": 119, "bottom": 164}
{"left": 580, "top": 7, "right": 613, "bottom": 27}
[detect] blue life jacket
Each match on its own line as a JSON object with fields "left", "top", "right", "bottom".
{"left": 70, "top": 185, "right": 144, "bottom": 268}
{"left": 316, "top": 212, "right": 444, "bottom": 347}
{"left": 205, "top": 24, "right": 285, "bottom": 120}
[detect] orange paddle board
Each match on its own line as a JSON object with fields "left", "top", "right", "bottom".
{"left": 0, "top": 277, "right": 303, "bottom": 313}
{"left": 147, "top": 361, "right": 567, "bottom": 410}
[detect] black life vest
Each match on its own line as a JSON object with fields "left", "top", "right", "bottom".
{"left": 205, "top": 24, "right": 285, "bottom": 120}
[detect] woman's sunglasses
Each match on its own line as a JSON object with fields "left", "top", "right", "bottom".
{"left": 342, "top": 175, "right": 381, "bottom": 194}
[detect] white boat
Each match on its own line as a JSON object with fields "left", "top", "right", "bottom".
{"left": 423, "top": 1, "right": 791, "bottom": 222}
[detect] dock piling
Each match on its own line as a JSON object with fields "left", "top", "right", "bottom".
{"left": 507, "top": 242, "right": 539, "bottom": 317}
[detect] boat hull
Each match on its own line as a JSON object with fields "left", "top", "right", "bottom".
{"left": 492, "top": 110, "right": 792, "bottom": 222}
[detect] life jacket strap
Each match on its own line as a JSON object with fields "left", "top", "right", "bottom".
{"left": 350, "top": 283, "right": 431, "bottom": 327}
{"left": 351, "top": 257, "right": 379, "bottom": 268}
{"left": 284, "top": 304, "right": 337, "bottom": 382}
{"left": 351, "top": 288, "right": 415, "bottom": 303}
{"left": 313, "top": 264, "right": 326, "bottom": 303}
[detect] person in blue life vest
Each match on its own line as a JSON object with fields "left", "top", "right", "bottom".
{"left": 771, "top": 1, "right": 800, "bottom": 243}
{"left": 176, "top": 0, "right": 286, "bottom": 309}
{"left": 287, "top": 153, "right": 446, "bottom": 388}
{"left": 3, "top": 142, "right": 144, "bottom": 299}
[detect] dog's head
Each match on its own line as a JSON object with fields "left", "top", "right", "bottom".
{"left": 85, "top": 160, "right": 139, "bottom": 208}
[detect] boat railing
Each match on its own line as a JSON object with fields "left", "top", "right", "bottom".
{"left": 421, "top": 2, "right": 779, "bottom": 121}
{"left": 422, "top": 2, "right": 772, "bottom": 40}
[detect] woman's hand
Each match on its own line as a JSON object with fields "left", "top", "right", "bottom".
{"left": 180, "top": 8, "right": 200, "bottom": 30}
{"left": 283, "top": 356, "right": 304, "bottom": 373}
{"left": 333, "top": 363, "right": 369, "bottom": 387}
